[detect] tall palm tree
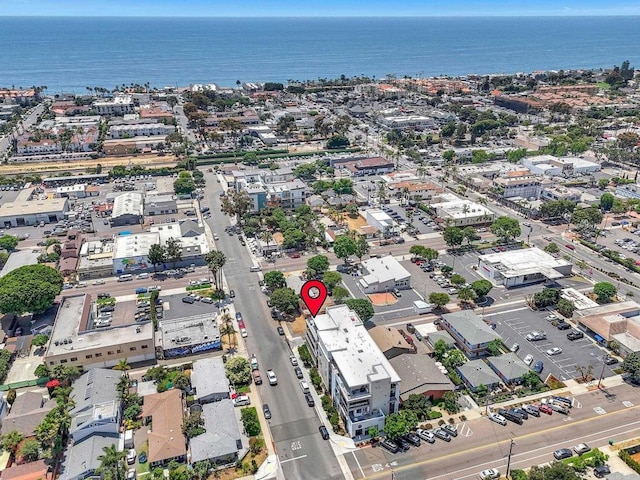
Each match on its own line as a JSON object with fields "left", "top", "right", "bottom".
{"left": 261, "top": 231, "right": 274, "bottom": 255}
{"left": 219, "top": 310, "right": 235, "bottom": 350}
{"left": 97, "top": 444, "right": 127, "bottom": 480}
{"left": 113, "top": 359, "right": 131, "bottom": 377}
{"left": 204, "top": 251, "right": 227, "bottom": 292}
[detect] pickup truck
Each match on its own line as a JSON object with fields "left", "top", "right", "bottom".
{"left": 252, "top": 370, "right": 262, "bottom": 385}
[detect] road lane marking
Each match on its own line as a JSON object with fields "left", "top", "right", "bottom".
{"left": 594, "top": 407, "right": 606, "bottom": 415}
{"left": 352, "top": 451, "right": 366, "bottom": 478}
{"left": 280, "top": 454, "right": 308, "bottom": 464}
{"left": 291, "top": 440, "right": 302, "bottom": 451}
{"left": 623, "top": 400, "right": 634, "bottom": 407}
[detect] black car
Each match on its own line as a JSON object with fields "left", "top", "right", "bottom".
{"left": 567, "top": 330, "right": 584, "bottom": 340}
{"left": 100, "top": 305, "right": 115, "bottom": 313}
{"left": 262, "top": 404, "right": 272, "bottom": 420}
{"left": 305, "top": 393, "right": 315, "bottom": 407}
{"left": 498, "top": 409, "right": 523, "bottom": 425}
{"left": 403, "top": 432, "right": 421, "bottom": 446}
{"left": 294, "top": 366, "right": 304, "bottom": 379}
{"left": 557, "top": 321, "right": 571, "bottom": 330}
{"left": 510, "top": 408, "right": 528, "bottom": 420}
{"left": 604, "top": 355, "right": 619, "bottom": 365}
{"left": 594, "top": 465, "right": 611, "bottom": 478}
{"left": 380, "top": 438, "right": 399, "bottom": 453}
{"left": 97, "top": 293, "right": 111, "bottom": 299}
{"left": 433, "top": 429, "right": 452, "bottom": 441}
{"left": 523, "top": 405, "right": 540, "bottom": 417}
{"left": 277, "top": 326, "right": 285, "bottom": 335}
{"left": 394, "top": 437, "right": 410, "bottom": 451}
{"left": 442, "top": 424, "right": 458, "bottom": 437}
{"left": 229, "top": 290, "right": 236, "bottom": 298}
{"left": 319, "top": 425, "right": 330, "bottom": 440}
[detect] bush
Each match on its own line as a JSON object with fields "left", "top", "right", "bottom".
{"left": 298, "top": 344, "right": 313, "bottom": 367}
{"left": 240, "top": 407, "right": 261, "bottom": 437}
{"left": 620, "top": 450, "right": 640, "bottom": 474}
{"left": 427, "top": 410, "right": 442, "bottom": 420}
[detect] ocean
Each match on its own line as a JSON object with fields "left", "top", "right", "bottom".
{"left": 1, "top": 16, "right": 639, "bottom": 93}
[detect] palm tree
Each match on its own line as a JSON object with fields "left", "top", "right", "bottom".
{"left": 204, "top": 250, "right": 227, "bottom": 292}
{"left": 113, "top": 358, "right": 131, "bottom": 377}
{"left": 97, "top": 444, "right": 127, "bottom": 480}
{"left": 261, "top": 231, "right": 274, "bottom": 255}
{"left": 219, "top": 310, "right": 235, "bottom": 350}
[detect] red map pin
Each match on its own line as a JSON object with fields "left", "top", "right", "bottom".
{"left": 300, "top": 279, "right": 328, "bottom": 317}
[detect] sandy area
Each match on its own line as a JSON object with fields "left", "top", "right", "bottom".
{"left": 0, "top": 153, "right": 179, "bottom": 176}
{"left": 369, "top": 292, "right": 398, "bottom": 306}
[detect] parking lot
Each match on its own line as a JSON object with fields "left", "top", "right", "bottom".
{"left": 487, "top": 307, "right": 618, "bottom": 382}
{"left": 381, "top": 204, "right": 440, "bottom": 235}
{"left": 160, "top": 292, "right": 218, "bottom": 321}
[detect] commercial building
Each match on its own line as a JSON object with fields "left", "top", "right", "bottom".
{"left": 540, "top": 186, "right": 582, "bottom": 202}
{"left": 441, "top": 311, "right": 502, "bottom": 358}
{"left": 338, "top": 157, "right": 395, "bottom": 176}
{"left": 493, "top": 175, "right": 542, "bottom": 200}
{"left": 108, "top": 122, "right": 175, "bottom": 139}
{"left": 431, "top": 198, "right": 496, "bottom": 227}
{"left": 359, "top": 255, "right": 411, "bottom": 294}
{"left": 44, "top": 294, "right": 155, "bottom": 369}
{"left": 477, "top": 247, "right": 572, "bottom": 288}
{"left": 305, "top": 305, "right": 401, "bottom": 439}
{"left": 158, "top": 314, "right": 221, "bottom": 359}
{"left": 143, "top": 194, "right": 178, "bottom": 216}
{"left": 142, "top": 389, "right": 187, "bottom": 467}
{"left": 111, "top": 192, "right": 144, "bottom": 226}
{"left": 364, "top": 208, "right": 394, "bottom": 234}
{"left": 616, "top": 184, "right": 640, "bottom": 200}
{"left": 232, "top": 168, "right": 307, "bottom": 212}
{"left": 573, "top": 301, "right": 640, "bottom": 357}
{"left": 0, "top": 197, "right": 69, "bottom": 227}
{"left": 521, "top": 155, "right": 600, "bottom": 177}
{"left": 379, "top": 115, "right": 436, "bottom": 130}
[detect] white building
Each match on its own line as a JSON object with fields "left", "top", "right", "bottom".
{"left": 494, "top": 175, "right": 542, "bottom": 200}
{"left": 94, "top": 95, "right": 135, "bottom": 116}
{"left": 108, "top": 123, "right": 175, "bottom": 139}
{"left": 431, "top": 198, "right": 496, "bottom": 227}
{"left": 477, "top": 247, "right": 573, "bottom": 288}
{"left": 540, "top": 186, "right": 581, "bottom": 202}
{"left": 379, "top": 115, "right": 436, "bottom": 130}
{"left": 359, "top": 255, "right": 411, "bottom": 294}
{"left": 364, "top": 208, "right": 394, "bottom": 233}
{"left": 305, "top": 305, "right": 401, "bottom": 439}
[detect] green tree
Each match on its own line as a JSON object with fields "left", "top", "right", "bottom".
{"left": 594, "top": 282, "right": 616, "bottom": 303}
{"left": 401, "top": 394, "right": 432, "bottom": 421}
{"left": 490, "top": 216, "right": 521, "bottom": 243}
{"left": 528, "top": 462, "right": 580, "bottom": 480}
{"left": 240, "top": 407, "right": 261, "bottom": 437}
{"left": 282, "top": 228, "right": 307, "bottom": 249}
{"left": 173, "top": 172, "right": 196, "bottom": 195}
{"left": 533, "top": 287, "right": 561, "bottom": 308}
{"left": 264, "top": 270, "right": 286, "bottom": 290}
{"left": 0, "top": 264, "right": 63, "bottom": 314}
{"left": 622, "top": 351, "right": 640, "bottom": 380}
{"left": 32, "top": 333, "right": 49, "bottom": 347}
{"left": 243, "top": 152, "right": 258, "bottom": 165}
{"left": 332, "top": 178, "right": 354, "bottom": 195}
{"left": 17, "top": 438, "right": 40, "bottom": 462}
{"left": 6, "top": 388, "right": 16, "bottom": 405}
{"left": 96, "top": 444, "right": 127, "bottom": 480}
{"left": 441, "top": 391, "right": 460, "bottom": 414}
{"left": 220, "top": 190, "right": 251, "bottom": 226}
{"left": 433, "top": 339, "right": 448, "bottom": 361}
{"left": 224, "top": 357, "right": 251, "bottom": 385}
{"left": 182, "top": 411, "right": 205, "bottom": 438}
{"left": 322, "top": 271, "right": 342, "bottom": 290}
{"left": 1, "top": 430, "right": 24, "bottom": 459}
{"left": 444, "top": 349, "right": 467, "bottom": 369}
{"left": 384, "top": 412, "right": 409, "bottom": 440}
{"left": 521, "top": 370, "right": 541, "bottom": 388}
{"left": 204, "top": 250, "right": 226, "bottom": 293}
{"left": 429, "top": 292, "right": 450, "bottom": 309}
{"left": 269, "top": 287, "right": 300, "bottom": 313}
{"left": 326, "top": 134, "right": 350, "bottom": 149}
{"left": 409, "top": 245, "right": 428, "bottom": 258}
{"left": 457, "top": 287, "right": 476, "bottom": 304}
{"left": 333, "top": 235, "right": 357, "bottom": 264}
{"left": 571, "top": 207, "right": 603, "bottom": 229}
{"left": 462, "top": 226, "right": 479, "bottom": 245}
{"left": 544, "top": 242, "right": 559, "bottom": 254}
{"left": 345, "top": 298, "right": 374, "bottom": 322}
{"left": 0, "top": 235, "right": 19, "bottom": 252}
{"left": 600, "top": 192, "right": 615, "bottom": 211}
{"left": 332, "top": 286, "right": 350, "bottom": 303}
{"left": 165, "top": 238, "right": 183, "bottom": 268}
{"left": 486, "top": 339, "right": 502, "bottom": 356}
{"left": 34, "top": 364, "right": 50, "bottom": 378}
{"left": 450, "top": 274, "right": 466, "bottom": 286}
{"left": 443, "top": 226, "right": 464, "bottom": 250}
{"left": 557, "top": 298, "right": 576, "bottom": 317}
{"left": 470, "top": 279, "right": 493, "bottom": 299}
{"left": 307, "top": 255, "right": 330, "bottom": 276}
{"left": 148, "top": 244, "right": 166, "bottom": 272}
{"left": 354, "top": 234, "right": 370, "bottom": 262}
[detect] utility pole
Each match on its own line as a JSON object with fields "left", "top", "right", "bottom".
{"left": 597, "top": 355, "right": 607, "bottom": 389}
{"left": 506, "top": 439, "right": 516, "bottom": 479}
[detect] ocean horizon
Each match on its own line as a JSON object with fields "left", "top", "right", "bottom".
{"left": 1, "top": 16, "right": 639, "bottom": 93}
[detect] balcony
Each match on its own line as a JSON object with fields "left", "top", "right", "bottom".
{"left": 349, "top": 408, "right": 384, "bottom": 424}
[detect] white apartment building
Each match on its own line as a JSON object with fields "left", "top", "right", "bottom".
{"left": 94, "top": 95, "right": 135, "bottom": 116}
{"left": 305, "top": 305, "right": 401, "bottom": 439}
{"left": 108, "top": 123, "right": 175, "bottom": 139}
{"left": 431, "top": 198, "right": 496, "bottom": 227}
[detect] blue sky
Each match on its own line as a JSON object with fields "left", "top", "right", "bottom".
{"left": 1, "top": 0, "right": 639, "bottom": 16}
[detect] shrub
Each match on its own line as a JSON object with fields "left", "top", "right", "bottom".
{"left": 427, "top": 410, "right": 443, "bottom": 420}
{"left": 240, "top": 407, "right": 261, "bottom": 437}
{"left": 298, "top": 344, "right": 313, "bottom": 367}
{"left": 438, "top": 419, "right": 446, "bottom": 426}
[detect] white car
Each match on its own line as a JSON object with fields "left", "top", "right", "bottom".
{"left": 126, "top": 449, "right": 137, "bottom": 465}
{"left": 267, "top": 369, "right": 278, "bottom": 386}
{"left": 148, "top": 285, "right": 161, "bottom": 291}
{"left": 546, "top": 347, "right": 563, "bottom": 356}
{"left": 488, "top": 412, "right": 507, "bottom": 426}
{"left": 479, "top": 469, "right": 500, "bottom": 480}
{"left": 545, "top": 314, "right": 557, "bottom": 321}
{"left": 241, "top": 328, "right": 248, "bottom": 338}
{"left": 523, "top": 354, "right": 534, "bottom": 366}
{"left": 574, "top": 443, "right": 591, "bottom": 455}
{"left": 92, "top": 279, "right": 106, "bottom": 285}
{"left": 289, "top": 355, "right": 298, "bottom": 366}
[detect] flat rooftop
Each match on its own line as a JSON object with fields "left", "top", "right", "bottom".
{"left": 46, "top": 294, "right": 154, "bottom": 357}
{"left": 313, "top": 304, "right": 400, "bottom": 388}
{"left": 158, "top": 313, "right": 220, "bottom": 351}
{"left": 479, "top": 247, "right": 571, "bottom": 279}
{"left": 431, "top": 199, "right": 494, "bottom": 219}
{"left": 0, "top": 197, "right": 68, "bottom": 216}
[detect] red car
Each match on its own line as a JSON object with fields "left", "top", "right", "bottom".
{"left": 289, "top": 252, "right": 301, "bottom": 258}
{"left": 538, "top": 404, "right": 553, "bottom": 415}
{"left": 238, "top": 320, "right": 246, "bottom": 329}
{"left": 565, "top": 244, "right": 575, "bottom": 250}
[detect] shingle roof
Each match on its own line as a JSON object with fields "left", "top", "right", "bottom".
{"left": 1, "top": 392, "right": 56, "bottom": 437}
{"left": 59, "top": 434, "right": 119, "bottom": 480}
{"left": 457, "top": 360, "right": 502, "bottom": 388}
{"left": 191, "top": 358, "right": 229, "bottom": 400}
{"left": 189, "top": 400, "right": 244, "bottom": 463}
{"left": 389, "top": 354, "right": 454, "bottom": 401}
{"left": 141, "top": 389, "right": 187, "bottom": 464}
{"left": 443, "top": 311, "right": 502, "bottom": 345}
{"left": 70, "top": 368, "right": 120, "bottom": 434}
{"left": 486, "top": 353, "right": 531, "bottom": 381}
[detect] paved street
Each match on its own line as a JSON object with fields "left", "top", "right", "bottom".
{"left": 343, "top": 381, "right": 640, "bottom": 480}
{"left": 0, "top": 102, "right": 45, "bottom": 156}
{"left": 202, "top": 170, "right": 345, "bottom": 480}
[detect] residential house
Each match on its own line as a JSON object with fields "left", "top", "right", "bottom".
{"left": 190, "top": 358, "right": 230, "bottom": 404}
{"left": 486, "top": 353, "right": 532, "bottom": 385}
{"left": 189, "top": 400, "right": 246, "bottom": 465}
{"left": 389, "top": 354, "right": 454, "bottom": 401}
{"left": 368, "top": 326, "right": 415, "bottom": 359}
{"left": 0, "top": 391, "right": 56, "bottom": 437}
{"left": 456, "top": 360, "right": 502, "bottom": 392}
{"left": 142, "top": 389, "right": 187, "bottom": 467}
{"left": 1, "top": 460, "right": 51, "bottom": 480}
{"left": 441, "top": 311, "right": 502, "bottom": 358}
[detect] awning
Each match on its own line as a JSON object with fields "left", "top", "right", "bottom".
{"left": 594, "top": 334, "right": 604, "bottom": 343}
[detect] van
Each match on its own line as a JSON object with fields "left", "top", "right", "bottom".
{"left": 299, "top": 380, "right": 310, "bottom": 394}
{"left": 233, "top": 395, "right": 251, "bottom": 407}
{"left": 118, "top": 274, "right": 133, "bottom": 282}
{"left": 137, "top": 273, "right": 149, "bottom": 279}
{"left": 182, "top": 296, "right": 195, "bottom": 304}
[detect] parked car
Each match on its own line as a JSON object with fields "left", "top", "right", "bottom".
{"left": 319, "top": 425, "right": 330, "bottom": 440}
{"left": 557, "top": 322, "right": 571, "bottom": 330}
{"left": 262, "top": 403, "right": 271, "bottom": 419}
{"left": 553, "top": 448, "right": 573, "bottom": 460}
{"left": 127, "top": 469, "right": 136, "bottom": 480}
{"left": 567, "top": 330, "right": 584, "bottom": 340}
{"left": 277, "top": 326, "right": 285, "bottom": 336}
{"left": 182, "top": 296, "right": 195, "bottom": 304}
{"left": 415, "top": 428, "right": 436, "bottom": 443}
{"left": 126, "top": 449, "right": 137, "bottom": 465}
{"left": 538, "top": 404, "right": 553, "bottom": 415}
{"left": 479, "top": 469, "right": 500, "bottom": 480}
{"left": 594, "top": 465, "right": 611, "bottom": 478}
{"left": 546, "top": 347, "right": 563, "bottom": 356}
{"left": 433, "top": 429, "right": 452, "bottom": 442}
{"left": 135, "top": 287, "right": 148, "bottom": 294}
{"left": 294, "top": 366, "right": 304, "bottom": 379}
{"left": 488, "top": 412, "right": 507, "bottom": 426}
{"left": 510, "top": 408, "right": 528, "bottom": 420}
{"left": 510, "top": 343, "right": 520, "bottom": 353}
{"left": 403, "top": 432, "right": 421, "bottom": 446}
{"left": 289, "top": 355, "right": 298, "bottom": 366}
{"left": 604, "top": 355, "right": 619, "bottom": 365}
{"left": 574, "top": 443, "right": 591, "bottom": 455}
{"left": 394, "top": 436, "right": 410, "bottom": 451}
{"left": 267, "top": 369, "right": 277, "bottom": 385}
{"left": 380, "top": 438, "right": 399, "bottom": 453}
{"left": 523, "top": 354, "right": 534, "bottom": 366}
{"left": 533, "top": 361, "right": 544, "bottom": 374}
{"left": 305, "top": 393, "right": 315, "bottom": 407}
{"left": 442, "top": 424, "right": 458, "bottom": 437}
{"left": 523, "top": 405, "right": 540, "bottom": 417}
{"left": 526, "top": 331, "right": 546, "bottom": 341}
